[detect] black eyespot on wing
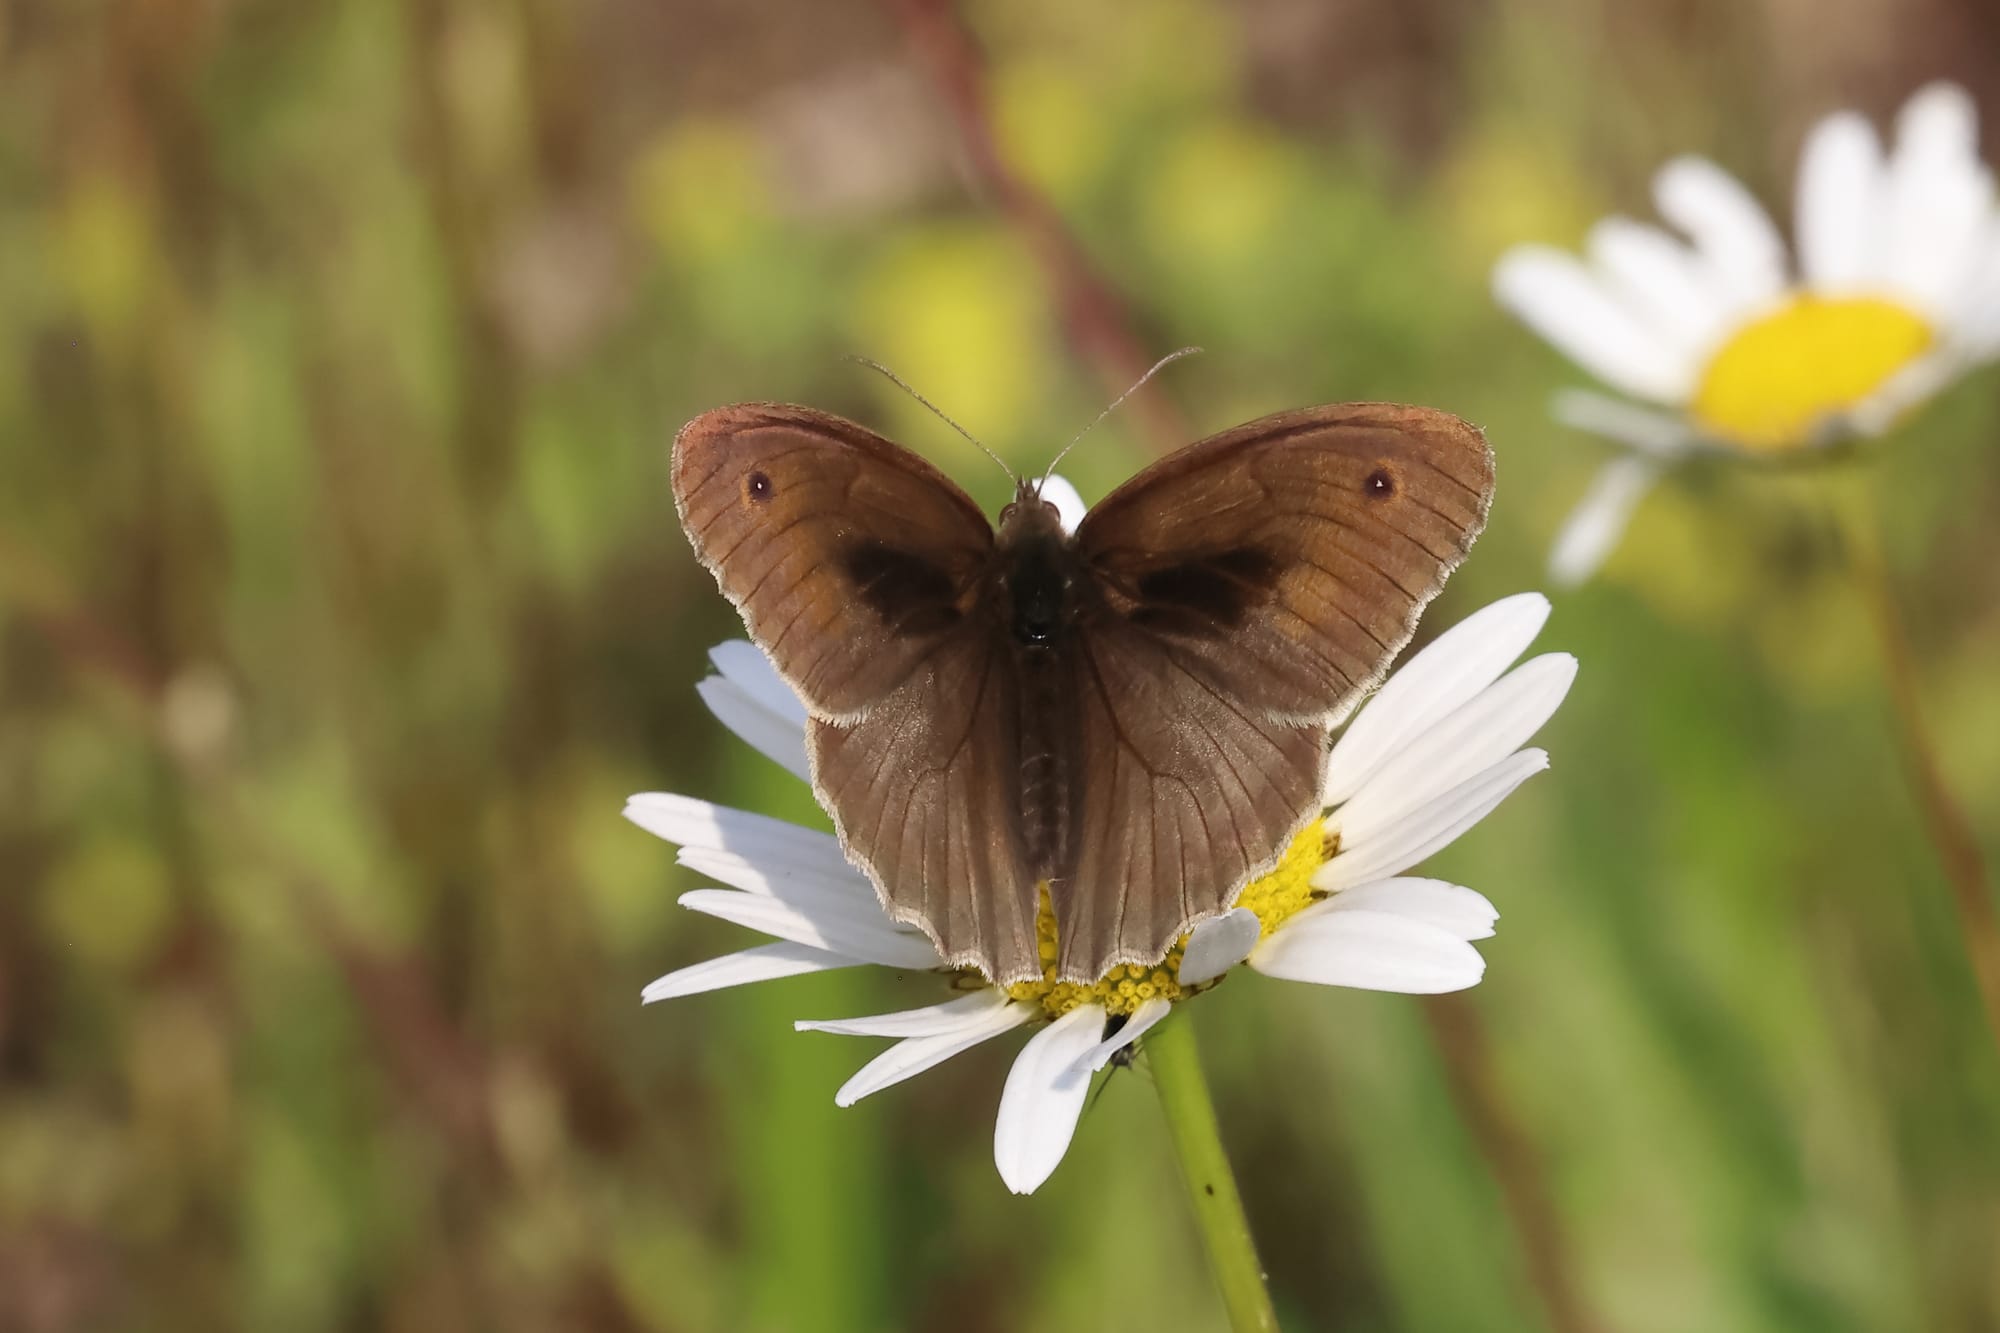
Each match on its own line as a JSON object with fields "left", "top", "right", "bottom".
{"left": 745, "top": 470, "right": 774, "bottom": 503}
{"left": 1364, "top": 467, "right": 1397, "bottom": 499}
{"left": 1129, "top": 546, "right": 1281, "bottom": 635}
{"left": 842, "top": 540, "right": 963, "bottom": 635}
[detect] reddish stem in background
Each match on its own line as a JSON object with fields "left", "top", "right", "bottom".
{"left": 1834, "top": 488, "right": 2000, "bottom": 1049}
{"left": 887, "top": 0, "right": 1194, "bottom": 449}
{"left": 1425, "top": 996, "right": 1608, "bottom": 1333}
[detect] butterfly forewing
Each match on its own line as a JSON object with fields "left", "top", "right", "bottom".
{"left": 673, "top": 405, "right": 996, "bottom": 717}
{"left": 1075, "top": 405, "right": 1494, "bottom": 722}
{"left": 1053, "top": 405, "right": 1493, "bottom": 980}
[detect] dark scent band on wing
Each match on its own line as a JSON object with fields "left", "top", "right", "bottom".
{"left": 1123, "top": 546, "right": 1284, "bottom": 635}
{"left": 840, "top": 540, "right": 966, "bottom": 637}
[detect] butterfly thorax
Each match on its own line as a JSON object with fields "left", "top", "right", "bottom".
{"left": 994, "top": 492, "right": 1075, "bottom": 646}
{"left": 993, "top": 490, "right": 1085, "bottom": 885}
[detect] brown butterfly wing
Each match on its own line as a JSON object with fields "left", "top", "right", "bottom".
{"left": 1052, "top": 404, "right": 1494, "bottom": 981}
{"left": 673, "top": 405, "right": 995, "bottom": 717}
{"left": 1058, "top": 617, "right": 1327, "bottom": 982}
{"left": 807, "top": 630, "right": 1043, "bottom": 981}
{"left": 672, "top": 405, "right": 1042, "bottom": 981}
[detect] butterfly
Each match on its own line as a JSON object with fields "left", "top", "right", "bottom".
{"left": 672, "top": 401, "right": 1493, "bottom": 985}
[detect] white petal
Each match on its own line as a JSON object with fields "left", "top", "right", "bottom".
{"left": 834, "top": 1000, "right": 1032, "bottom": 1107}
{"left": 1951, "top": 226, "right": 2000, "bottom": 354}
{"left": 1179, "top": 908, "right": 1263, "bottom": 986}
{"left": 1333, "top": 653, "right": 1575, "bottom": 844}
{"left": 677, "top": 844, "right": 873, "bottom": 905}
{"left": 695, "top": 676, "right": 811, "bottom": 781}
{"left": 1492, "top": 246, "right": 1698, "bottom": 402}
{"left": 1882, "top": 83, "right": 1995, "bottom": 318}
{"left": 1796, "top": 110, "right": 1887, "bottom": 290}
{"left": 707, "top": 640, "right": 808, "bottom": 726}
{"left": 1652, "top": 155, "right": 1788, "bottom": 312}
{"left": 1844, "top": 350, "right": 1963, "bottom": 436}
{"left": 1551, "top": 387, "right": 1696, "bottom": 458}
{"left": 796, "top": 988, "right": 1011, "bottom": 1037}
{"left": 1076, "top": 997, "right": 1172, "bottom": 1073}
{"left": 1251, "top": 909, "right": 1486, "bottom": 993}
{"left": 629, "top": 797, "right": 876, "bottom": 910}
{"left": 1546, "top": 455, "right": 1663, "bottom": 587}
{"left": 1587, "top": 216, "right": 1732, "bottom": 355}
{"left": 678, "top": 888, "right": 942, "bottom": 969}
{"left": 642, "top": 940, "right": 859, "bottom": 1002}
{"left": 1317, "top": 749, "right": 1549, "bottom": 892}
{"left": 993, "top": 1005, "right": 1106, "bottom": 1193}
{"left": 1323, "top": 593, "right": 1549, "bottom": 805}
{"left": 1039, "top": 474, "right": 1088, "bottom": 534}
{"left": 623, "top": 792, "right": 841, "bottom": 869}
{"left": 1297, "top": 877, "right": 1498, "bottom": 942}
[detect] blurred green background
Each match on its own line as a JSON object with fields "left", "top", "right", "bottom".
{"left": 5, "top": 0, "right": 2000, "bottom": 1328}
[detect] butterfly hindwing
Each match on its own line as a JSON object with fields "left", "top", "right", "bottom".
{"left": 1055, "top": 614, "right": 1327, "bottom": 981}
{"left": 807, "top": 630, "right": 1043, "bottom": 982}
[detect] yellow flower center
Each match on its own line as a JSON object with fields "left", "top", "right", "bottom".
{"left": 1001, "top": 820, "right": 1335, "bottom": 1018}
{"left": 1690, "top": 294, "right": 1933, "bottom": 451}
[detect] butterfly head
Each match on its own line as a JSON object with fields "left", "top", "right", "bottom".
{"left": 999, "top": 478, "right": 1068, "bottom": 541}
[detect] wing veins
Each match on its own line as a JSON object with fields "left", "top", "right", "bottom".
{"left": 681, "top": 439, "right": 818, "bottom": 503}
{"left": 703, "top": 504, "right": 826, "bottom": 579}
{"left": 1276, "top": 477, "right": 1470, "bottom": 565}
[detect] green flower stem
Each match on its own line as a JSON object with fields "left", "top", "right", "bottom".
{"left": 1829, "top": 480, "right": 2000, "bottom": 1048}
{"left": 1148, "top": 1012, "right": 1281, "bottom": 1332}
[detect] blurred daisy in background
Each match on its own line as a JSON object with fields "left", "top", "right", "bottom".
{"left": 1494, "top": 82, "right": 2000, "bottom": 584}
{"left": 628, "top": 589, "right": 1573, "bottom": 1194}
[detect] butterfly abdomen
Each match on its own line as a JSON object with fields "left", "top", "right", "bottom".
{"left": 995, "top": 503, "right": 1085, "bottom": 886}
{"left": 1015, "top": 651, "right": 1078, "bottom": 883}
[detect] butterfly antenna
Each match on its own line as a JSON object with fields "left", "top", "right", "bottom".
{"left": 846, "top": 355, "right": 1016, "bottom": 484}
{"left": 1081, "top": 1038, "right": 1155, "bottom": 1122}
{"left": 1082, "top": 1067, "right": 1118, "bottom": 1120}
{"left": 1039, "top": 346, "right": 1203, "bottom": 490}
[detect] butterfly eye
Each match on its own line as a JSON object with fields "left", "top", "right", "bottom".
{"left": 1363, "top": 468, "right": 1398, "bottom": 499}
{"left": 745, "top": 471, "right": 774, "bottom": 504}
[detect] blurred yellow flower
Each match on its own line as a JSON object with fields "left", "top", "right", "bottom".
{"left": 57, "top": 173, "right": 157, "bottom": 344}
{"left": 42, "top": 837, "right": 174, "bottom": 972}
{"left": 632, "top": 120, "right": 772, "bottom": 262}
{"left": 992, "top": 58, "right": 1113, "bottom": 200}
{"left": 1139, "top": 120, "right": 1299, "bottom": 265}
{"left": 847, "top": 224, "right": 1048, "bottom": 452}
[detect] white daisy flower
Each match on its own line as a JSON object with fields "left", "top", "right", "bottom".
{"left": 1493, "top": 82, "right": 2000, "bottom": 584}
{"left": 628, "top": 587, "right": 1573, "bottom": 1194}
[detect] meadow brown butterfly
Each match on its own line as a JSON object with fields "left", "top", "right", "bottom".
{"left": 672, "top": 399, "right": 1493, "bottom": 984}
